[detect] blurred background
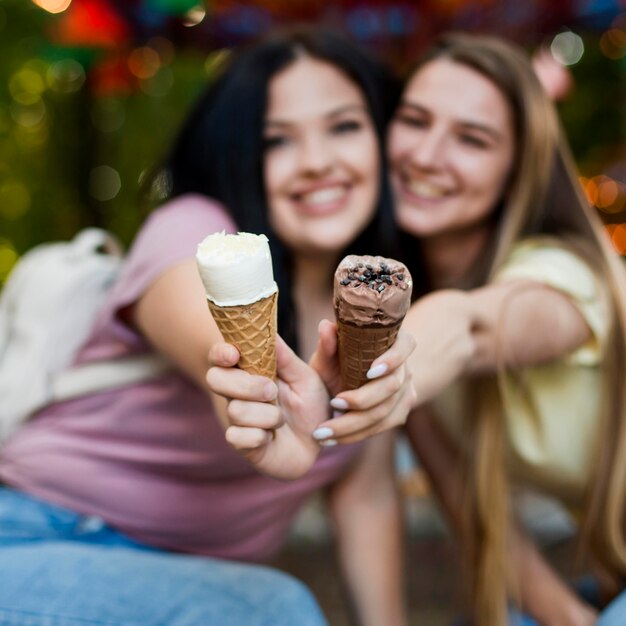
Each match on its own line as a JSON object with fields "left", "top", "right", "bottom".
{"left": 0, "top": 0, "right": 624, "bottom": 285}
{"left": 1, "top": 1, "right": 624, "bottom": 623}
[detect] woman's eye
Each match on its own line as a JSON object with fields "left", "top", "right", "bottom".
{"left": 331, "top": 120, "right": 362, "bottom": 135}
{"left": 263, "top": 135, "right": 290, "bottom": 150}
{"left": 396, "top": 114, "right": 427, "bottom": 129}
{"left": 459, "top": 134, "right": 489, "bottom": 149}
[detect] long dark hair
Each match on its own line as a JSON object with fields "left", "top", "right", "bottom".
{"left": 161, "top": 27, "right": 400, "bottom": 351}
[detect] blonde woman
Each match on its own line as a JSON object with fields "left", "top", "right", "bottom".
{"left": 306, "top": 33, "right": 626, "bottom": 625}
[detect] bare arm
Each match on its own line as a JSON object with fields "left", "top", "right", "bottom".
{"left": 404, "top": 280, "right": 591, "bottom": 406}
{"left": 327, "top": 432, "right": 407, "bottom": 626}
{"left": 325, "top": 279, "right": 591, "bottom": 443}
{"left": 131, "top": 258, "right": 231, "bottom": 425}
{"left": 405, "top": 408, "right": 597, "bottom": 626}
{"left": 511, "top": 528, "right": 597, "bottom": 626}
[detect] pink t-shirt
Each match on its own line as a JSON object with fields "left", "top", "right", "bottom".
{"left": 0, "top": 194, "right": 362, "bottom": 561}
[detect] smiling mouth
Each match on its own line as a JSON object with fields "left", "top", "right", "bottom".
{"left": 293, "top": 185, "right": 351, "bottom": 212}
{"left": 402, "top": 179, "right": 449, "bottom": 200}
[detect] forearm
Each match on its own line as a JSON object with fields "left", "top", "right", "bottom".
{"left": 404, "top": 290, "right": 477, "bottom": 407}
{"left": 512, "top": 525, "right": 597, "bottom": 626}
{"left": 406, "top": 411, "right": 597, "bottom": 625}
{"left": 328, "top": 434, "right": 407, "bottom": 626}
{"left": 404, "top": 282, "right": 592, "bottom": 408}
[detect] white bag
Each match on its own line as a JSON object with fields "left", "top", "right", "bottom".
{"left": 0, "top": 228, "right": 169, "bottom": 443}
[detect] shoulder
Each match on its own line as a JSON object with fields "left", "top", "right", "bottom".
{"left": 495, "top": 236, "right": 604, "bottom": 302}
{"left": 127, "top": 194, "right": 236, "bottom": 264}
{"left": 101, "top": 195, "right": 237, "bottom": 314}
{"left": 139, "top": 194, "right": 236, "bottom": 241}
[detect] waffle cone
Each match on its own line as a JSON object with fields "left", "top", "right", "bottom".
{"left": 336, "top": 319, "right": 401, "bottom": 390}
{"left": 208, "top": 291, "right": 277, "bottom": 379}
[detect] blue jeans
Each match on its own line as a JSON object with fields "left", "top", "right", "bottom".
{"left": 0, "top": 486, "right": 329, "bottom": 626}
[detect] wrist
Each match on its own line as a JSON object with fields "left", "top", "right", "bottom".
{"left": 536, "top": 599, "right": 597, "bottom": 626}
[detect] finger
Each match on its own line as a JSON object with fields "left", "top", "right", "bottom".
{"left": 206, "top": 366, "right": 277, "bottom": 402}
{"left": 365, "top": 329, "right": 416, "bottom": 380}
{"left": 318, "top": 319, "right": 338, "bottom": 360}
{"left": 314, "top": 380, "right": 415, "bottom": 444}
{"left": 225, "top": 425, "right": 272, "bottom": 451}
{"left": 208, "top": 342, "right": 240, "bottom": 368}
{"left": 331, "top": 363, "right": 406, "bottom": 412}
{"left": 309, "top": 319, "right": 341, "bottom": 394}
{"left": 228, "top": 399, "right": 284, "bottom": 430}
{"left": 276, "top": 334, "right": 315, "bottom": 386}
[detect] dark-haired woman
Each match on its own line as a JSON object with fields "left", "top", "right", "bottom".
{"left": 0, "top": 29, "right": 414, "bottom": 626}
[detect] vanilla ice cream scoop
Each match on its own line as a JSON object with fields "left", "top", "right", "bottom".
{"left": 196, "top": 232, "right": 278, "bottom": 307}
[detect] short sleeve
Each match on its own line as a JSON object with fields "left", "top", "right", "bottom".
{"left": 494, "top": 238, "right": 611, "bottom": 365}
{"left": 77, "top": 194, "right": 237, "bottom": 361}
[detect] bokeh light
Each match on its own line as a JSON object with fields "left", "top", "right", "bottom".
{"left": 146, "top": 169, "right": 172, "bottom": 203}
{"left": 9, "top": 68, "right": 46, "bottom": 105}
{"left": 88, "top": 165, "right": 121, "bottom": 201}
{"left": 583, "top": 175, "right": 626, "bottom": 214}
{"left": 551, "top": 31, "right": 585, "bottom": 65}
{"left": 10, "top": 100, "right": 46, "bottom": 128}
{"left": 47, "top": 59, "right": 86, "bottom": 94}
{"left": 183, "top": 5, "right": 206, "bottom": 27}
{"left": 31, "top": 0, "right": 72, "bottom": 14}
{"left": 611, "top": 224, "right": 626, "bottom": 255}
{"left": 205, "top": 49, "right": 230, "bottom": 75}
{"left": 128, "top": 46, "right": 162, "bottom": 79}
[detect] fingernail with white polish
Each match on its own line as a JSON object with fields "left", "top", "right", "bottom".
{"left": 319, "top": 439, "right": 338, "bottom": 447}
{"left": 332, "top": 410, "right": 344, "bottom": 419}
{"left": 330, "top": 398, "right": 349, "bottom": 410}
{"left": 313, "top": 427, "right": 334, "bottom": 440}
{"left": 367, "top": 363, "right": 388, "bottom": 379}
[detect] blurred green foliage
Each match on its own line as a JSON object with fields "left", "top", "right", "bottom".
{"left": 0, "top": 0, "right": 624, "bottom": 284}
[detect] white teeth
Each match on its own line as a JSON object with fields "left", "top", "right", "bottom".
{"left": 407, "top": 180, "right": 446, "bottom": 199}
{"left": 301, "top": 186, "right": 346, "bottom": 205}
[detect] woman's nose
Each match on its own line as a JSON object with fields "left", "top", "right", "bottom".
{"left": 408, "top": 130, "right": 446, "bottom": 171}
{"left": 297, "top": 135, "right": 333, "bottom": 175}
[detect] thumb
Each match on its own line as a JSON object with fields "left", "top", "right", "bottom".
{"left": 318, "top": 319, "right": 337, "bottom": 361}
{"left": 276, "top": 334, "right": 313, "bottom": 385}
{"left": 310, "top": 320, "right": 343, "bottom": 397}
{"left": 309, "top": 319, "right": 339, "bottom": 386}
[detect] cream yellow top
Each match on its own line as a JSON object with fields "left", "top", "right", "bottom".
{"left": 433, "top": 237, "right": 611, "bottom": 507}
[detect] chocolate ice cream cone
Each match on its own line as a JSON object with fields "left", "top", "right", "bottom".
{"left": 334, "top": 255, "right": 412, "bottom": 391}
{"left": 336, "top": 319, "right": 402, "bottom": 390}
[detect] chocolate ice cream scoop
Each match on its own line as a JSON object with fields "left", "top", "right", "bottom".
{"left": 333, "top": 255, "right": 412, "bottom": 390}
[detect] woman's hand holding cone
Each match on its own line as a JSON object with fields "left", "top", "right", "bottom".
{"left": 207, "top": 336, "right": 330, "bottom": 480}
{"left": 310, "top": 322, "right": 417, "bottom": 445}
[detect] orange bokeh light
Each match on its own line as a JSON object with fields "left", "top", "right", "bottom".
{"left": 32, "top": 0, "right": 72, "bottom": 13}
{"left": 127, "top": 47, "right": 161, "bottom": 80}
{"left": 611, "top": 224, "right": 626, "bottom": 255}
{"left": 596, "top": 179, "right": 620, "bottom": 209}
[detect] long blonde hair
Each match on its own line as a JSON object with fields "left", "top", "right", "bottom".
{"left": 412, "top": 33, "right": 626, "bottom": 625}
